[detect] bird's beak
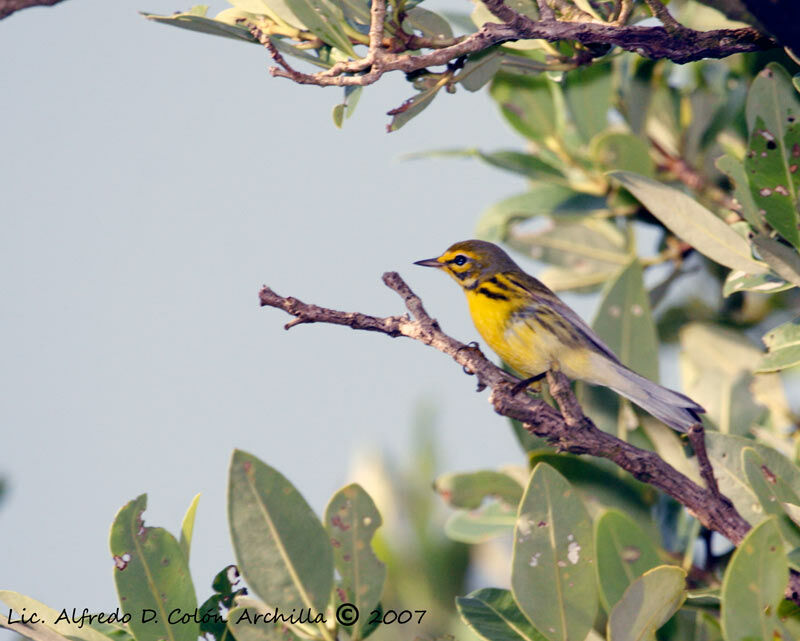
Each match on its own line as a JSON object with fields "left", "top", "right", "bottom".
{"left": 414, "top": 257, "right": 443, "bottom": 268}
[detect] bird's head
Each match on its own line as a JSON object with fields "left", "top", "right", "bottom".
{"left": 414, "top": 239, "right": 520, "bottom": 290}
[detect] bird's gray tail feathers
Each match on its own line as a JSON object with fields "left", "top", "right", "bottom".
{"left": 604, "top": 362, "right": 704, "bottom": 433}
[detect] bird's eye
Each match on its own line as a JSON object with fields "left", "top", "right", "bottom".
{"left": 453, "top": 255, "right": 468, "bottom": 266}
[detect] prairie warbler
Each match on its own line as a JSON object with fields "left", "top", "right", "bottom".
{"left": 415, "top": 239, "right": 703, "bottom": 432}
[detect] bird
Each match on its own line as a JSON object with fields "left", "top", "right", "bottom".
{"left": 414, "top": 239, "right": 704, "bottom": 432}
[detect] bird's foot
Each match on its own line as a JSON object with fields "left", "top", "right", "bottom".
{"left": 511, "top": 373, "right": 546, "bottom": 396}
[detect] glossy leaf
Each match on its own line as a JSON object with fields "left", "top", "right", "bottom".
{"left": 476, "top": 185, "right": 607, "bottom": 241}
{"left": 445, "top": 500, "right": 516, "bottom": 543}
{"left": 490, "top": 73, "right": 555, "bottom": 142}
{"left": 715, "top": 154, "right": 763, "bottom": 231}
{"left": 435, "top": 470, "right": 523, "bottom": 509}
{"left": 180, "top": 493, "right": 201, "bottom": 562}
{"left": 457, "top": 588, "right": 548, "bottom": 641}
{"left": 564, "top": 63, "right": 612, "bottom": 143}
{"left": 324, "top": 484, "right": 386, "bottom": 641}
{"left": 109, "top": 495, "right": 198, "bottom": 641}
{"left": 228, "top": 450, "right": 333, "bottom": 616}
{"left": 757, "top": 316, "right": 800, "bottom": 373}
{"left": 511, "top": 463, "right": 597, "bottom": 641}
{"left": 745, "top": 63, "right": 800, "bottom": 248}
{"left": 590, "top": 132, "right": 654, "bottom": 177}
{"left": 0, "top": 591, "right": 113, "bottom": 641}
{"left": 606, "top": 566, "right": 686, "bottom": 641}
{"left": 593, "top": 258, "right": 659, "bottom": 381}
{"left": 720, "top": 517, "right": 787, "bottom": 641}
{"left": 723, "top": 269, "right": 792, "bottom": 297}
{"left": 610, "top": 171, "right": 769, "bottom": 274}
{"left": 752, "top": 234, "right": 800, "bottom": 287}
{"left": 284, "top": 0, "right": 355, "bottom": 56}
{"left": 742, "top": 447, "right": 800, "bottom": 549}
{"left": 594, "top": 510, "right": 662, "bottom": 612}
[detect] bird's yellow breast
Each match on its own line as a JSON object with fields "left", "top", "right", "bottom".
{"left": 464, "top": 281, "right": 589, "bottom": 379}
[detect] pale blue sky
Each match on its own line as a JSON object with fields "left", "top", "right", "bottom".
{"left": 0, "top": 0, "right": 536, "bottom": 616}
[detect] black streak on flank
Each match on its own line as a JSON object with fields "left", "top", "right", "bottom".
{"left": 477, "top": 287, "right": 509, "bottom": 301}
{"left": 487, "top": 276, "right": 512, "bottom": 291}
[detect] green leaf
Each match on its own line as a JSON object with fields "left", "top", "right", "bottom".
{"left": 142, "top": 9, "right": 258, "bottom": 43}
{"left": 563, "top": 63, "right": 612, "bottom": 143}
{"left": 511, "top": 463, "right": 597, "bottom": 641}
{"left": 445, "top": 500, "right": 517, "bottom": 543}
{"left": 490, "top": 73, "right": 556, "bottom": 142}
{"left": 715, "top": 155, "right": 763, "bottom": 231}
{"left": 720, "top": 517, "right": 787, "bottom": 641}
{"left": 742, "top": 447, "right": 800, "bottom": 550}
{"left": 332, "top": 103, "right": 345, "bottom": 128}
{"left": 705, "top": 432, "right": 800, "bottom": 526}
{"left": 109, "top": 495, "right": 198, "bottom": 641}
{"left": 457, "top": 588, "right": 548, "bottom": 641}
{"left": 197, "top": 566, "right": 247, "bottom": 641}
{"left": 609, "top": 171, "right": 769, "bottom": 274}
{"left": 387, "top": 80, "right": 445, "bottom": 132}
{"left": 324, "top": 484, "right": 386, "bottom": 641}
{"left": 594, "top": 511, "right": 662, "bottom": 613}
{"left": 228, "top": 450, "right": 333, "bottom": 616}
{"left": 180, "top": 493, "right": 201, "bottom": 563}
{"left": 593, "top": 258, "right": 659, "bottom": 381}
{"left": 606, "top": 566, "right": 687, "bottom": 641}
{"left": 752, "top": 234, "right": 800, "bottom": 287}
{"left": 590, "top": 132, "right": 654, "bottom": 177}
{"left": 475, "top": 185, "right": 607, "bottom": 241}
{"left": 402, "top": 7, "right": 453, "bottom": 40}
{"left": 745, "top": 63, "right": 800, "bottom": 248}
{"left": 757, "top": 316, "right": 800, "bottom": 373}
{"left": 0, "top": 592, "right": 114, "bottom": 641}
{"left": 284, "top": 0, "right": 355, "bottom": 56}
{"left": 270, "top": 37, "right": 334, "bottom": 69}
{"left": 723, "top": 269, "right": 792, "bottom": 297}
{"left": 476, "top": 151, "right": 566, "bottom": 181}
{"left": 458, "top": 50, "right": 504, "bottom": 92}
{"left": 236, "top": 0, "right": 306, "bottom": 30}
{"left": 435, "top": 470, "right": 523, "bottom": 509}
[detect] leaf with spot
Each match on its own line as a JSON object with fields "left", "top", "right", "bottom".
{"left": 757, "top": 316, "right": 800, "bottom": 373}
{"left": 109, "top": 495, "right": 198, "bottom": 641}
{"left": 745, "top": 63, "right": 800, "bottom": 248}
{"left": 742, "top": 447, "right": 800, "bottom": 551}
{"left": 716, "top": 155, "right": 763, "bottom": 231}
{"left": 490, "top": 73, "right": 556, "bottom": 142}
{"left": 606, "top": 566, "right": 686, "bottom": 641}
{"left": 511, "top": 463, "right": 597, "bottom": 641}
{"left": 457, "top": 588, "right": 548, "bottom": 641}
{"left": 435, "top": 470, "right": 523, "bottom": 509}
{"left": 610, "top": 171, "right": 769, "bottom": 275}
{"left": 324, "top": 484, "right": 385, "bottom": 641}
{"left": 721, "top": 517, "right": 787, "bottom": 641}
{"left": 0, "top": 591, "right": 115, "bottom": 641}
{"left": 704, "top": 433, "right": 800, "bottom": 527}
{"left": 594, "top": 511, "right": 662, "bottom": 613}
{"left": 445, "top": 500, "right": 517, "bottom": 543}
{"left": 228, "top": 450, "right": 333, "bottom": 617}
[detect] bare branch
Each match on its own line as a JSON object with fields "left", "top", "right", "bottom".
{"left": 259, "top": 272, "right": 800, "bottom": 601}
{"left": 0, "top": 0, "right": 65, "bottom": 19}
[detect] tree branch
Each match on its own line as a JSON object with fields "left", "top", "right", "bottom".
{"left": 259, "top": 271, "right": 800, "bottom": 604}
{"left": 0, "top": 0, "right": 66, "bottom": 19}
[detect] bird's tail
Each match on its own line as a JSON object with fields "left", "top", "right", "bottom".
{"left": 594, "top": 360, "right": 704, "bottom": 433}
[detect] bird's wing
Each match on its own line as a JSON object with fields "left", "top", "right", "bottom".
{"left": 509, "top": 272, "right": 623, "bottom": 365}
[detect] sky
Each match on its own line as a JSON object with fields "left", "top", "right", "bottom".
{"left": 0, "top": 0, "right": 538, "bottom": 618}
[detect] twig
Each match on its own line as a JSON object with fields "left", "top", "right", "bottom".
{"left": 643, "top": 0, "right": 684, "bottom": 33}
{"left": 687, "top": 423, "right": 730, "bottom": 505}
{"left": 0, "top": 0, "right": 65, "bottom": 19}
